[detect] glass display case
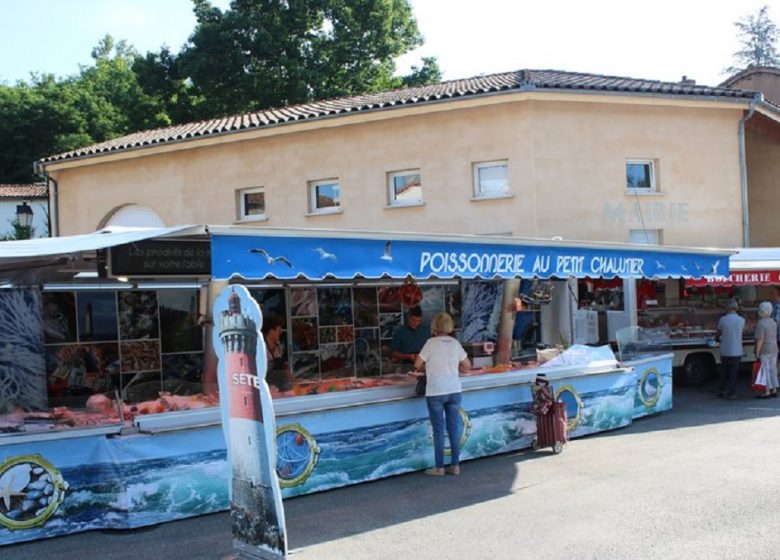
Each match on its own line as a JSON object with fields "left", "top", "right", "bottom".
{"left": 0, "top": 287, "right": 209, "bottom": 436}
{"left": 637, "top": 305, "right": 757, "bottom": 342}
{"left": 1, "top": 279, "right": 504, "bottom": 434}
{"left": 616, "top": 325, "right": 672, "bottom": 362}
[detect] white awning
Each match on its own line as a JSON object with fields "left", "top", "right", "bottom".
{"left": 0, "top": 225, "right": 205, "bottom": 259}
{"left": 0, "top": 225, "right": 205, "bottom": 283}
{"left": 729, "top": 247, "right": 780, "bottom": 271}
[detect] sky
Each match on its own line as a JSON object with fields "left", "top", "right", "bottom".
{"left": 1, "top": 0, "right": 779, "bottom": 87}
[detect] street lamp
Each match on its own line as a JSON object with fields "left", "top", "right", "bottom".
{"left": 15, "top": 201, "right": 33, "bottom": 239}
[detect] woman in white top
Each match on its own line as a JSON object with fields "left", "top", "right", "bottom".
{"left": 414, "top": 312, "right": 471, "bottom": 476}
{"left": 754, "top": 301, "right": 779, "bottom": 398}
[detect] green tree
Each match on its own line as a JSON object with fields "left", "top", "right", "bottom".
{"left": 0, "top": 218, "right": 37, "bottom": 241}
{"left": 727, "top": 5, "right": 780, "bottom": 74}
{"left": 0, "top": 77, "right": 81, "bottom": 183}
{"left": 160, "top": 0, "right": 440, "bottom": 118}
{"left": 402, "top": 56, "right": 442, "bottom": 87}
{"left": 132, "top": 46, "right": 204, "bottom": 123}
{"left": 0, "top": 36, "right": 170, "bottom": 183}
{"left": 0, "top": 2, "right": 440, "bottom": 182}
{"left": 75, "top": 36, "right": 171, "bottom": 136}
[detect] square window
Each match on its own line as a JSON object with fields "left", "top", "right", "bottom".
{"left": 473, "top": 161, "right": 509, "bottom": 198}
{"left": 629, "top": 229, "right": 662, "bottom": 245}
{"left": 237, "top": 187, "right": 266, "bottom": 221}
{"left": 309, "top": 179, "right": 341, "bottom": 214}
{"left": 387, "top": 170, "right": 422, "bottom": 206}
{"left": 626, "top": 161, "right": 656, "bottom": 192}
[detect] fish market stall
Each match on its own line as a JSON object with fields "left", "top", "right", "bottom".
{"left": 0, "top": 226, "right": 730, "bottom": 544}
{"left": 207, "top": 227, "right": 726, "bottom": 494}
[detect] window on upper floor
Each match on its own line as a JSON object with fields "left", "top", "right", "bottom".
{"left": 626, "top": 160, "right": 657, "bottom": 193}
{"left": 308, "top": 179, "right": 341, "bottom": 215}
{"left": 387, "top": 170, "right": 423, "bottom": 207}
{"left": 473, "top": 160, "right": 510, "bottom": 199}
{"left": 629, "top": 229, "right": 662, "bottom": 245}
{"left": 237, "top": 187, "right": 266, "bottom": 221}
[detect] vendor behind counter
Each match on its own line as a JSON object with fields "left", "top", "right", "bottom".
{"left": 391, "top": 306, "right": 431, "bottom": 367}
{"left": 262, "top": 315, "right": 294, "bottom": 392}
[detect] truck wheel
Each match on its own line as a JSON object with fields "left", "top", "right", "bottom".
{"left": 678, "top": 354, "right": 715, "bottom": 386}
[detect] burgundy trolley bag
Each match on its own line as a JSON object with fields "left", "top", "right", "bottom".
{"left": 531, "top": 375, "right": 568, "bottom": 454}
{"left": 533, "top": 402, "right": 568, "bottom": 454}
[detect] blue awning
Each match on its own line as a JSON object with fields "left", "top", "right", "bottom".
{"left": 209, "top": 228, "right": 732, "bottom": 281}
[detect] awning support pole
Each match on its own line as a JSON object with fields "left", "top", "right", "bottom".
{"left": 496, "top": 279, "right": 521, "bottom": 365}
{"left": 202, "top": 278, "right": 228, "bottom": 396}
{"left": 624, "top": 278, "right": 638, "bottom": 332}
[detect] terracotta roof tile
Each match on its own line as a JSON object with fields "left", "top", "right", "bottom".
{"left": 0, "top": 184, "right": 48, "bottom": 198}
{"left": 40, "top": 68, "right": 759, "bottom": 165}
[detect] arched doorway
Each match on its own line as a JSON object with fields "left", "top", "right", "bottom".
{"left": 99, "top": 204, "right": 165, "bottom": 229}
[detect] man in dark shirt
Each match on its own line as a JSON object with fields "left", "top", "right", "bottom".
{"left": 391, "top": 306, "right": 430, "bottom": 366}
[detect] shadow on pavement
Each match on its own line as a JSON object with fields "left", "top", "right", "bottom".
{"left": 284, "top": 447, "right": 537, "bottom": 549}
{"left": 598, "top": 374, "right": 780, "bottom": 440}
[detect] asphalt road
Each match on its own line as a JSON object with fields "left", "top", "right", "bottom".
{"left": 8, "top": 381, "right": 780, "bottom": 560}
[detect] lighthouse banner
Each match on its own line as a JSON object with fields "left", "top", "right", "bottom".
{"left": 214, "top": 285, "right": 287, "bottom": 560}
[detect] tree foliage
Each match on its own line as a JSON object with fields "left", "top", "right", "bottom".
{"left": 0, "top": 218, "right": 38, "bottom": 241}
{"left": 0, "top": 0, "right": 440, "bottom": 183}
{"left": 0, "top": 36, "right": 168, "bottom": 183}
{"left": 141, "top": 0, "right": 440, "bottom": 117}
{"left": 727, "top": 5, "right": 780, "bottom": 74}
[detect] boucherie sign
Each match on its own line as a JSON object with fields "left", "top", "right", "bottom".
{"left": 686, "top": 270, "right": 780, "bottom": 287}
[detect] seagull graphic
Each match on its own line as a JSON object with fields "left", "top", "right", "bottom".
{"left": 380, "top": 240, "right": 393, "bottom": 262}
{"left": 0, "top": 469, "right": 27, "bottom": 510}
{"left": 314, "top": 247, "right": 337, "bottom": 261}
{"left": 693, "top": 262, "right": 703, "bottom": 273}
{"left": 654, "top": 260, "right": 666, "bottom": 270}
{"left": 250, "top": 248, "right": 293, "bottom": 267}
{"left": 681, "top": 265, "right": 688, "bottom": 273}
{"left": 710, "top": 260, "right": 721, "bottom": 276}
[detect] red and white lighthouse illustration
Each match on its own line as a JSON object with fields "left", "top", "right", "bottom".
{"left": 218, "top": 287, "right": 286, "bottom": 559}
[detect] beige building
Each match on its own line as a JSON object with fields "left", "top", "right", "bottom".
{"left": 721, "top": 67, "right": 780, "bottom": 247}
{"left": 35, "top": 69, "right": 780, "bottom": 248}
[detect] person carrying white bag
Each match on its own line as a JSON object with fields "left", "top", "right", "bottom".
{"left": 753, "top": 301, "right": 778, "bottom": 399}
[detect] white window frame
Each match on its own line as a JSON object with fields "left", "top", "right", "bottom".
{"left": 237, "top": 186, "right": 267, "bottom": 222}
{"left": 308, "top": 178, "right": 341, "bottom": 215}
{"left": 386, "top": 169, "right": 423, "bottom": 207}
{"left": 626, "top": 160, "right": 657, "bottom": 194}
{"left": 472, "top": 160, "right": 510, "bottom": 199}
{"left": 629, "top": 229, "right": 662, "bottom": 245}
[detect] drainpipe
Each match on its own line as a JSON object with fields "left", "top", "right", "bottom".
{"left": 739, "top": 94, "right": 760, "bottom": 247}
{"left": 48, "top": 175, "right": 59, "bottom": 237}
{"left": 33, "top": 161, "right": 59, "bottom": 237}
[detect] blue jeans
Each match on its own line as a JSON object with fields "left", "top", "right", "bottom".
{"left": 426, "top": 392, "right": 462, "bottom": 468}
